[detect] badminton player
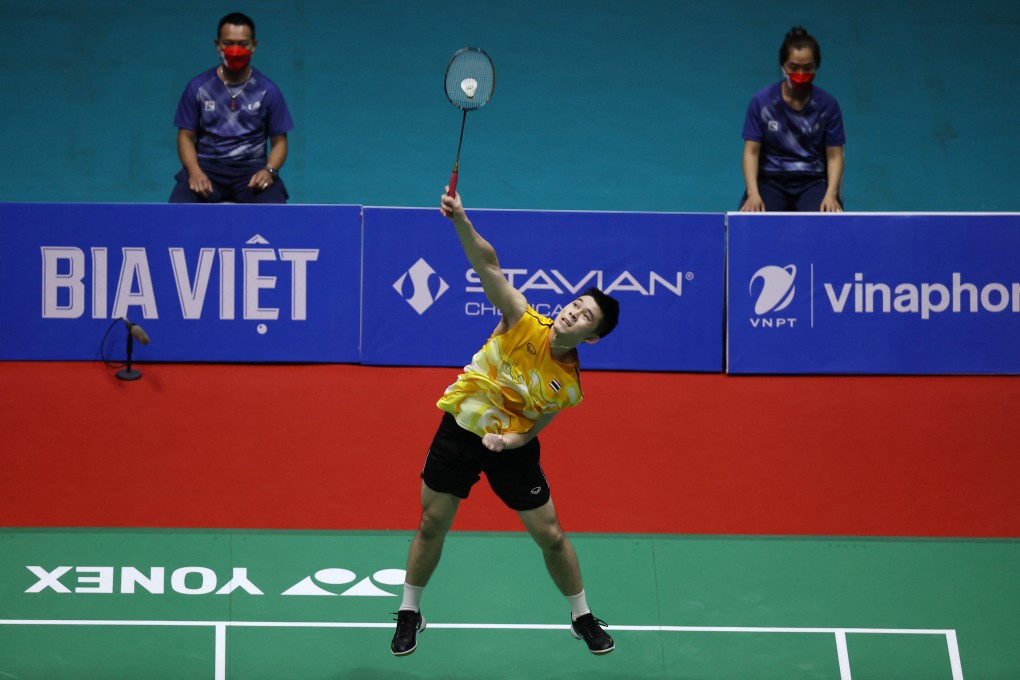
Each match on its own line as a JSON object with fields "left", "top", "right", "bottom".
{"left": 391, "top": 189, "right": 620, "bottom": 657}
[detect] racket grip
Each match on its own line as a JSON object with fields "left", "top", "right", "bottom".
{"left": 447, "top": 171, "right": 459, "bottom": 197}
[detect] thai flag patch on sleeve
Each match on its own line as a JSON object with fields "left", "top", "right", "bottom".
{"left": 549, "top": 379, "right": 562, "bottom": 392}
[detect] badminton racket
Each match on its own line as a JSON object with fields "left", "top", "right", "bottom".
{"left": 444, "top": 47, "right": 495, "bottom": 197}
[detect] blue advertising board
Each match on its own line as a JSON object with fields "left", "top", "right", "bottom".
{"left": 362, "top": 207, "right": 724, "bottom": 371}
{"left": 727, "top": 212, "right": 1020, "bottom": 374}
{"left": 0, "top": 203, "right": 362, "bottom": 362}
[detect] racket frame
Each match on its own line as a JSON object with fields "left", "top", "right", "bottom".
{"left": 444, "top": 47, "right": 495, "bottom": 197}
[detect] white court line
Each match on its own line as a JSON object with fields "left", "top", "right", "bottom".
{"left": 0, "top": 620, "right": 959, "bottom": 633}
{"left": 214, "top": 623, "right": 225, "bottom": 680}
{"left": 947, "top": 630, "right": 965, "bottom": 680}
{"left": 835, "top": 630, "right": 852, "bottom": 680}
{"left": 0, "top": 620, "right": 963, "bottom": 680}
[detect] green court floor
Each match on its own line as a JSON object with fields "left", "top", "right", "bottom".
{"left": 1, "top": 530, "right": 1017, "bottom": 679}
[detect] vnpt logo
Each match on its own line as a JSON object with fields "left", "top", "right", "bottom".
{"left": 750, "top": 264, "right": 798, "bottom": 328}
{"left": 393, "top": 258, "right": 449, "bottom": 315}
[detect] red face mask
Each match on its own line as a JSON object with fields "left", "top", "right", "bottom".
{"left": 784, "top": 71, "right": 815, "bottom": 89}
{"left": 220, "top": 45, "right": 252, "bottom": 71}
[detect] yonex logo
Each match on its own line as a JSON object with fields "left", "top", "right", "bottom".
{"left": 25, "top": 565, "right": 406, "bottom": 598}
{"left": 393, "top": 258, "right": 449, "bottom": 315}
{"left": 282, "top": 568, "right": 406, "bottom": 597}
{"left": 750, "top": 265, "right": 797, "bottom": 315}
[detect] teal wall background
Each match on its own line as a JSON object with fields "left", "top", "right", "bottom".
{"left": 1, "top": 0, "right": 1016, "bottom": 212}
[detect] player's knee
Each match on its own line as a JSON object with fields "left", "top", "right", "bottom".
{"left": 417, "top": 509, "right": 453, "bottom": 541}
{"left": 532, "top": 523, "right": 567, "bottom": 552}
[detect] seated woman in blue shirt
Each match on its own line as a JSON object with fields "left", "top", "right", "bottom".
{"left": 740, "top": 26, "right": 845, "bottom": 212}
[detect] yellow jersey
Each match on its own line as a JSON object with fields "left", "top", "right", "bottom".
{"left": 437, "top": 307, "right": 584, "bottom": 436}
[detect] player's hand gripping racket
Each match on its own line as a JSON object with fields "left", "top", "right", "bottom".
{"left": 444, "top": 47, "right": 495, "bottom": 197}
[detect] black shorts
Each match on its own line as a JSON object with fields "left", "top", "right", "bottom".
{"left": 421, "top": 412, "right": 551, "bottom": 511}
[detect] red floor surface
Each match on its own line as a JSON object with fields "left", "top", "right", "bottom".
{"left": 2, "top": 361, "right": 1018, "bottom": 537}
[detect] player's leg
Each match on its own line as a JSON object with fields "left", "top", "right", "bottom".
{"left": 393, "top": 413, "right": 480, "bottom": 656}
{"left": 491, "top": 437, "right": 614, "bottom": 656}
{"left": 487, "top": 441, "right": 585, "bottom": 598}
{"left": 517, "top": 499, "right": 615, "bottom": 655}
{"left": 488, "top": 439, "right": 614, "bottom": 654}
{"left": 405, "top": 481, "right": 460, "bottom": 588}
{"left": 517, "top": 498, "right": 582, "bottom": 596}
{"left": 392, "top": 482, "right": 459, "bottom": 656}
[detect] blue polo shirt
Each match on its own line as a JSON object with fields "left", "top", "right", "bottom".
{"left": 742, "top": 82, "right": 845, "bottom": 176}
{"left": 174, "top": 67, "right": 294, "bottom": 162}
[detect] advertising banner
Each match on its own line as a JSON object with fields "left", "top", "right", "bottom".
{"left": 727, "top": 213, "right": 1020, "bottom": 374}
{"left": 362, "top": 207, "right": 724, "bottom": 371}
{"left": 0, "top": 203, "right": 362, "bottom": 362}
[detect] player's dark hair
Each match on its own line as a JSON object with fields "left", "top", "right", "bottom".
{"left": 218, "top": 12, "right": 256, "bottom": 41}
{"left": 584, "top": 287, "right": 620, "bottom": 339}
{"left": 779, "top": 26, "right": 820, "bottom": 67}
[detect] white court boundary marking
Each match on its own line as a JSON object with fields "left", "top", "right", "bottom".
{"left": 0, "top": 620, "right": 964, "bottom": 680}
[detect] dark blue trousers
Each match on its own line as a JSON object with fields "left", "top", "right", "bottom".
{"left": 741, "top": 174, "right": 840, "bottom": 212}
{"left": 169, "top": 159, "right": 289, "bottom": 204}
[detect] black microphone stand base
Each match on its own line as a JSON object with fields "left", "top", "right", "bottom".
{"left": 116, "top": 332, "right": 143, "bottom": 381}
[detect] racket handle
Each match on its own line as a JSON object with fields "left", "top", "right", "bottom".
{"left": 447, "top": 170, "right": 459, "bottom": 197}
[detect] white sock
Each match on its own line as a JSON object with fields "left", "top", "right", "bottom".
{"left": 567, "top": 590, "right": 590, "bottom": 621}
{"left": 399, "top": 582, "right": 424, "bottom": 612}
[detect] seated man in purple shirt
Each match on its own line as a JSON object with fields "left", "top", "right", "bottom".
{"left": 740, "top": 26, "right": 845, "bottom": 212}
{"left": 169, "top": 12, "right": 293, "bottom": 204}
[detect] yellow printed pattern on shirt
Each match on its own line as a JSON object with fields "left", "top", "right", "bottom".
{"left": 437, "top": 308, "right": 583, "bottom": 436}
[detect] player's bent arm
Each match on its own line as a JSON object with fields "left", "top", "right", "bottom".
{"left": 485, "top": 412, "right": 559, "bottom": 451}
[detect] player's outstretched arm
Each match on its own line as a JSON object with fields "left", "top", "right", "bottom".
{"left": 440, "top": 189, "right": 527, "bottom": 323}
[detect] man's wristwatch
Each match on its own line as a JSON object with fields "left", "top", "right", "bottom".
{"left": 265, "top": 166, "right": 278, "bottom": 178}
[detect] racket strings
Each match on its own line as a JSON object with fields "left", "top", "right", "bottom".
{"left": 444, "top": 47, "right": 495, "bottom": 196}
{"left": 445, "top": 49, "right": 495, "bottom": 111}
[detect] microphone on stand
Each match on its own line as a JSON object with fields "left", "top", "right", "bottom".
{"left": 124, "top": 318, "right": 150, "bottom": 345}
{"left": 116, "top": 317, "right": 150, "bottom": 381}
